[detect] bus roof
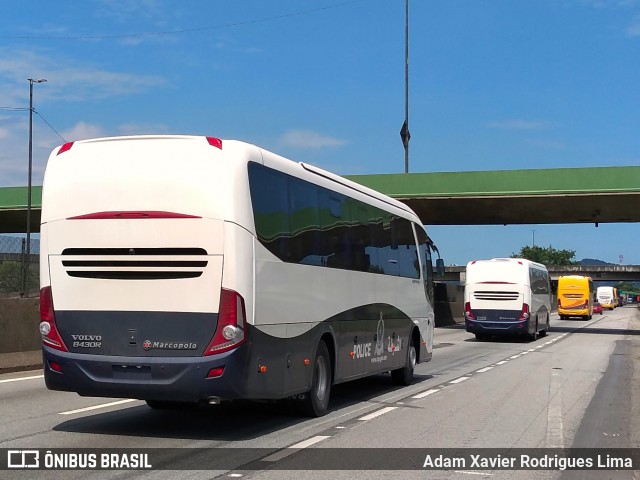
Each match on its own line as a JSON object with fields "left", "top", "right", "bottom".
{"left": 43, "top": 135, "right": 421, "bottom": 226}
{"left": 466, "top": 257, "right": 547, "bottom": 271}
{"left": 465, "top": 258, "right": 548, "bottom": 285}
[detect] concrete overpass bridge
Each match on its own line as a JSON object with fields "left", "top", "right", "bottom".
{"left": 1, "top": 165, "right": 640, "bottom": 233}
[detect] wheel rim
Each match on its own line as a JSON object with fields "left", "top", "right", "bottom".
{"left": 314, "top": 356, "right": 328, "bottom": 401}
{"left": 409, "top": 345, "right": 417, "bottom": 370}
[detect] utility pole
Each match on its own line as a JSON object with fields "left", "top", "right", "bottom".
{"left": 400, "top": 0, "right": 410, "bottom": 173}
{"left": 23, "top": 78, "right": 47, "bottom": 296}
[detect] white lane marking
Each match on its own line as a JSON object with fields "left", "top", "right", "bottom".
{"left": 509, "top": 355, "right": 521, "bottom": 359}
{"left": 289, "top": 436, "right": 331, "bottom": 449}
{"left": 476, "top": 366, "right": 493, "bottom": 373}
{"left": 547, "top": 369, "right": 564, "bottom": 448}
{"left": 262, "top": 436, "right": 331, "bottom": 462}
{"left": 59, "top": 399, "right": 137, "bottom": 415}
{"left": 412, "top": 388, "right": 440, "bottom": 399}
{"left": 358, "top": 406, "right": 398, "bottom": 421}
{"left": 449, "top": 376, "right": 470, "bottom": 384}
{"left": 495, "top": 360, "right": 508, "bottom": 365}
{"left": 0, "top": 374, "right": 44, "bottom": 384}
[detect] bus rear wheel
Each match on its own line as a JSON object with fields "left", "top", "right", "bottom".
{"left": 391, "top": 338, "right": 417, "bottom": 386}
{"left": 528, "top": 318, "right": 539, "bottom": 341}
{"left": 300, "top": 341, "right": 332, "bottom": 417}
{"left": 539, "top": 315, "right": 549, "bottom": 337}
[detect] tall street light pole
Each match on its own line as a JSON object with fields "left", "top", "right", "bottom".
{"left": 23, "top": 77, "right": 47, "bottom": 296}
{"left": 400, "top": 0, "right": 410, "bottom": 173}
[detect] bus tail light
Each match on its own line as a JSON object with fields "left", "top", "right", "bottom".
{"left": 518, "top": 303, "right": 530, "bottom": 321}
{"left": 464, "top": 302, "right": 476, "bottom": 321}
{"left": 57, "top": 142, "right": 74, "bottom": 155}
{"left": 206, "top": 367, "right": 225, "bottom": 378}
{"left": 206, "top": 137, "right": 223, "bottom": 149}
{"left": 39, "top": 286, "right": 69, "bottom": 352}
{"left": 49, "top": 361, "right": 63, "bottom": 373}
{"left": 203, "top": 288, "right": 246, "bottom": 355}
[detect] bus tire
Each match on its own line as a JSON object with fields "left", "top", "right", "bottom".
{"left": 539, "top": 314, "right": 549, "bottom": 337}
{"left": 528, "top": 318, "right": 538, "bottom": 341}
{"left": 301, "top": 341, "right": 332, "bottom": 417}
{"left": 391, "top": 337, "right": 417, "bottom": 386}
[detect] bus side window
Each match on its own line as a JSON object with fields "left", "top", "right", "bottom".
{"left": 248, "top": 163, "right": 291, "bottom": 261}
{"left": 394, "top": 217, "right": 419, "bottom": 279}
{"left": 414, "top": 225, "right": 434, "bottom": 301}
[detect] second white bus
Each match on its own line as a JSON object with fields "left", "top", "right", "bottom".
{"left": 39, "top": 135, "right": 443, "bottom": 416}
{"left": 464, "top": 258, "right": 551, "bottom": 341}
{"left": 596, "top": 286, "right": 616, "bottom": 310}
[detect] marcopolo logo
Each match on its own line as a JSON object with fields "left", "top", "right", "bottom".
{"left": 143, "top": 340, "right": 197, "bottom": 351}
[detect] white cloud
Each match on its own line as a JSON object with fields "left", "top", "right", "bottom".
{"left": 0, "top": 48, "right": 166, "bottom": 105}
{"left": 280, "top": 130, "right": 348, "bottom": 149}
{"left": 486, "top": 120, "right": 549, "bottom": 131}
{"left": 62, "top": 122, "right": 108, "bottom": 141}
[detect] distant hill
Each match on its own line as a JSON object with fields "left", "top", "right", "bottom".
{"left": 579, "top": 258, "right": 614, "bottom": 266}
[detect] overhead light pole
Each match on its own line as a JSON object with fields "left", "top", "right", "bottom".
{"left": 23, "top": 77, "right": 47, "bottom": 296}
{"left": 400, "top": 0, "right": 410, "bottom": 173}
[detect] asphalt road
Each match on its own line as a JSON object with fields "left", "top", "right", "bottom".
{"left": 1, "top": 306, "right": 638, "bottom": 480}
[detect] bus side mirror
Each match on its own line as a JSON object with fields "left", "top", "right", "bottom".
{"left": 436, "top": 258, "right": 445, "bottom": 277}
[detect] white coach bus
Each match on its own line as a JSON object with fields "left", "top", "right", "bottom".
{"left": 596, "top": 286, "right": 616, "bottom": 310}
{"left": 39, "top": 135, "right": 443, "bottom": 416}
{"left": 464, "top": 258, "right": 551, "bottom": 341}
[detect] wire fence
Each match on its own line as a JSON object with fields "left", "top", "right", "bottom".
{"left": 0, "top": 235, "right": 39, "bottom": 298}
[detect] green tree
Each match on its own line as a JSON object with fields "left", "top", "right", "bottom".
{"left": 615, "top": 281, "right": 640, "bottom": 295}
{"left": 511, "top": 245, "right": 577, "bottom": 266}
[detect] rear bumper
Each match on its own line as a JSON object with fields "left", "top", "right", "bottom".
{"left": 558, "top": 308, "right": 589, "bottom": 316}
{"left": 465, "top": 319, "right": 531, "bottom": 335}
{"left": 42, "top": 345, "right": 249, "bottom": 403}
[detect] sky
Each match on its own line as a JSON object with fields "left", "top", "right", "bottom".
{"left": 1, "top": 0, "right": 639, "bottom": 265}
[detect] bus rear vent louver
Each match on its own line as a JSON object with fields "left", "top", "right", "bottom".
{"left": 61, "top": 248, "right": 208, "bottom": 280}
{"left": 473, "top": 291, "right": 520, "bottom": 301}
